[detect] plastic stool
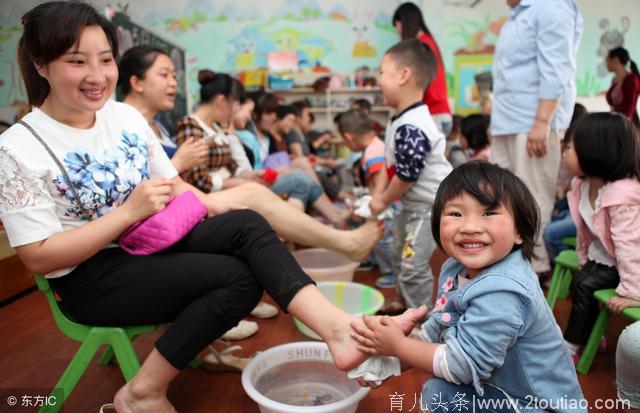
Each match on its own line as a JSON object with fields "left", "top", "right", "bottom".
{"left": 576, "top": 288, "right": 640, "bottom": 375}
{"left": 561, "top": 236, "right": 576, "bottom": 249}
{"left": 546, "top": 250, "right": 579, "bottom": 310}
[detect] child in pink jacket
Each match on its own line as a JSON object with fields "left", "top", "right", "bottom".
{"left": 562, "top": 112, "right": 640, "bottom": 359}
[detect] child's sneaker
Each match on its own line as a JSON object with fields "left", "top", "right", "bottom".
{"left": 375, "top": 274, "right": 396, "bottom": 289}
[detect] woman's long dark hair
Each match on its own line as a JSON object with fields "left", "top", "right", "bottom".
{"left": 393, "top": 2, "right": 432, "bottom": 40}
{"left": 609, "top": 47, "right": 639, "bottom": 76}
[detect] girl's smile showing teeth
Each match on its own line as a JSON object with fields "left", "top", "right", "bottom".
{"left": 440, "top": 192, "right": 523, "bottom": 277}
{"left": 459, "top": 241, "right": 486, "bottom": 250}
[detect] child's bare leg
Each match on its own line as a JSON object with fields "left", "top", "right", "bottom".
{"left": 113, "top": 349, "right": 178, "bottom": 413}
{"left": 209, "top": 183, "right": 382, "bottom": 261}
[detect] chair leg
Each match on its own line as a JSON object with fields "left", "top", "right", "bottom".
{"left": 39, "top": 336, "right": 102, "bottom": 413}
{"left": 546, "top": 264, "right": 564, "bottom": 310}
{"left": 190, "top": 355, "right": 202, "bottom": 369}
{"left": 576, "top": 307, "right": 610, "bottom": 375}
{"left": 98, "top": 345, "right": 115, "bottom": 366}
{"left": 98, "top": 330, "right": 147, "bottom": 366}
{"left": 108, "top": 328, "right": 143, "bottom": 381}
{"left": 558, "top": 269, "right": 572, "bottom": 300}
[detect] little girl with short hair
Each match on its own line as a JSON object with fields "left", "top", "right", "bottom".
{"left": 562, "top": 112, "right": 640, "bottom": 357}
{"left": 352, "top": 161, "right": 585, "bottom": 412}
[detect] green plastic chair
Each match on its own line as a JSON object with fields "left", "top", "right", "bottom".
{"left": 546, "top": 250, "right": 579, "bottom": 310}
{"left": 576, "top": 288, "right": 640, "bottom": 375}
{"left": 34, "top": 275, "right": 156, "bottom": 412}
{"left": 561, "top": 236, "right": 577, "bottom": 249}
{"left": 34, "top": 275, "right": 204, "bottom": 412}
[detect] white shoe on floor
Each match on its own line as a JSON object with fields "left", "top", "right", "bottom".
{"left": 222, "top": 320, "right": 258, "bottom": 341}
{"left": 250, "top": 301, "right": 278, "bottom": 319}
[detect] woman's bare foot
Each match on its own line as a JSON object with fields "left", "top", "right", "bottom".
{"left": 324, "top": 306, "right": 427, "bottom": 372}
{"left": 324, "top": 315, "right": 370, "bottom": 371}
{"left": 113, "top": 382, "right": 176, "bottom": 413}
{"left": 323, "top": 205, "right": 349, "bottom": 229}
{"left": 342, "top": 220, "right": 384, "bottom": 262}
{"left": 350, "top": 305, "right": 427, "bottom": 337}
{"left": 332, "top": 205, "right": 355, "bottom": 229}
{"left": 394, "top": 305, "right": 428, "bottom": 333}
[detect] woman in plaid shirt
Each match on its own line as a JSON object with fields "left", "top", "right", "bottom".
{"left": 174, "top": 71, "right": 381, "bottom": 262}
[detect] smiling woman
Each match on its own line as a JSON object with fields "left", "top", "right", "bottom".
{"left": 38, "top": 27, "right": 117, "bottom": 128}
{"left": 0, "top": 2, "right": 414, "bottom": 413}
{"left": 19, "top": 5, "right": 118, "bottom": 128}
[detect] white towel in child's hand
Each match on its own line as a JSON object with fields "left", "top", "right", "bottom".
{"left": 347, "top": 356, "right": 401, "bottom": 386}
{"left": 353, "top": 195, "right": 391, "bottom": 220}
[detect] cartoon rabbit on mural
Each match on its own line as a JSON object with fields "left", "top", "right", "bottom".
{"left": 351, "top": 10, "right": 377, "bottom": 58}
{"left": 597, "top": 16, "right": 630, "bottom": 77}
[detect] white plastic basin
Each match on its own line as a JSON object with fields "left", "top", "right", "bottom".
{"left": 292, "top": 248, "right": 359, "bottom": 282}
{"left": 242, "top": 342, "right": 370, "bottom": 413}
{"left": 294, "top": 281, "right": 384, "bottom": 340}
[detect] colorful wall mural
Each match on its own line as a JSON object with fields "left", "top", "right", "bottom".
{"left": 0, "top": 0, "right": 638, "bottom": 113}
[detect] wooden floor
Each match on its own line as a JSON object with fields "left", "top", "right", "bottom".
{"left": 0, "top": 253, "right": 631, "bottom": 413}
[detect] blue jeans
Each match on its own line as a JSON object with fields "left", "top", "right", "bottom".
{"left": 422, "top": 378, "right": 520, "bottom": 413}
{"left": 542, "top": 210, "right": 576, "bottom": 265}
{"left": 271, "top": 171, "right": 322, "bottom": 208}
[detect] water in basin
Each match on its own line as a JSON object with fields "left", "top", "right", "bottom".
{"left": 254, "top": 360, "right": 360, "bottom": 407}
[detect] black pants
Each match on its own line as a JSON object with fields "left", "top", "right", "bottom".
{"left": 50, "top": 210, "right": 313, "bottom": 369}
{"left": 564, "top": 260, "right": 619, "bottom": 345}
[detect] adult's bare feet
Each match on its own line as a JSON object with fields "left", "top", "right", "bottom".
{"left": 349, "top": 305, "right": 427, "bottom": 338}
{"left": 326, "top": 307, "right": 427, "bottom": 372}
{"left": 113, "top": 382, "right": 177, "bottom": 413}
{"left": 328, "top": 205, "right": 352, "bottom": 229}
{"left": 395, "top": 305, "right": 428, "bottom": 333}
{"left": 335, "top": 205, "right": 354, "bottom": 229}
{"left": 343, "top": 220, "right": 384, "bottom": 262}
{"left": 324, "top": 315, "right": 371, "bottom": 371}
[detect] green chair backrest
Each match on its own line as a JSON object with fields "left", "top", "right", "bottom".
{"left": 34, "top": 275, "right": 91, "bottom": 341}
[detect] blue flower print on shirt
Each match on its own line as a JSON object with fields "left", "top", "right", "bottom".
{"left": 118, "top": 130, "right": 149, "bottom": 173}
{"left": 64, "top": 151, "right": 95, "bottom": 184}
{"left": 394, "top": 124, "right": 431, "bottom": 181}
{"left": 54, "top": 130, "right": 150, "bottom": 218}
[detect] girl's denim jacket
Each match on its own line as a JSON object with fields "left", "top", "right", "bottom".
{"left": 421, "top": 250, "right": 586, "bottom": 412}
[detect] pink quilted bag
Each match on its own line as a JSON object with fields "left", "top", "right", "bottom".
{"left": 119, "top": 191, "right": 207, "bottom": 255}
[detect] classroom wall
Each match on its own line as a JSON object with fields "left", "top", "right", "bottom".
{"left": 0, "top": 0, "right": 638, "bottom": 110}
